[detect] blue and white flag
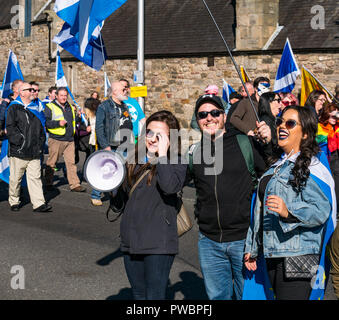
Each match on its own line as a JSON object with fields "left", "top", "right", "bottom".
{"left": 242, "top": 151, "right": 337, "bottom": 300}
{"left": 1, "top": 50, "right": 24, "bottom": 98}
{"left": 222, "top": 79, "right": 235, "bottom": 104}
{"left": 54, "top": 0, "right": 126, "bottom": 69}
{"left": 0, "top": 139, "right": 10, "bottom": 184}
{"left": 104, "top": 72, "right": 111, "bottom": 98}
{"left": 55, "top": 49, "right": 88, "bottom": 126}
{"left": 274, "top": 38, "right": 300, "bottom": 93}
{"left": 53, "top": 21, "right": 107, "bottom": 71}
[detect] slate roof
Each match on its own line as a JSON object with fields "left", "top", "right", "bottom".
{"left": 98, "top": 0, "right": 236, "bottom": 58}
{"left": 0, "top": 0, "right": 18, "bottom": 28}
{"left": 270, "top": 0, "right": 339, "bottom": 50}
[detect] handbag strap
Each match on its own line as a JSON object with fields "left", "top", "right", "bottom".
{"left": 129, "top": 169, "right": 151, "bottom": 198}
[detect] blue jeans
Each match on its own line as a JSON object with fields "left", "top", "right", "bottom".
{"left": 198, "top": 232, "right": 245, "bottom": 300}
{"left": 123, "top": 253, "right": 175, "bottom": 300}
{"left": 91, "top": 188, "right": 101, "bottom": 200}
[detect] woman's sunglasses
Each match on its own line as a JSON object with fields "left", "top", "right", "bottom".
{"left": 275, "top": 117, "right": 300, "bottom": 129}
{"left": 146, "top": 129, "right": 161, "bottom": 140}
{"left": 197, "top": 109, "right": 224, "bottom": 120}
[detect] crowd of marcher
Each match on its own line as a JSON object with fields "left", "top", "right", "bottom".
{"left": 0, "top": 76, "right": 338, "bottom": 301}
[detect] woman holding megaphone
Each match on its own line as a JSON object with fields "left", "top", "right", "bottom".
{"left": 119, "top": 110, "right": 187, "bottom": 300}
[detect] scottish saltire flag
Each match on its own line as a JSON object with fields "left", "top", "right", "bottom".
{"left": 54, "top": 0, "right": 126, "bottom": 67}
{"left": 55, "top": 49, "right": 88, "bottom": 126}
{"left": 104, "top": 72, "right": 111, "bottom": 97}
{"left": 274, "top": 38, "right": 300, "bottom": 93}
{"left": 242, "top": 152, "right": 336, "bottom": 300}
{"left": 1, "top": 50, "right": 24, "bottom": 98}
{"left": 53, "top": 21, "right": 107, "bottom": 71}
{"left": 0, "top": 139, "right": 10, "bottom": 183}
{"left": 222, "top": 79, "right": 235, "bottom": 104}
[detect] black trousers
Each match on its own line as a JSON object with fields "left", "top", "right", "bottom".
{"left": 266, "top": 258, "right": 312, "bottom": 300}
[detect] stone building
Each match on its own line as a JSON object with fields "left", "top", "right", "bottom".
{"left": 0, "top": 0, "right": 338, "bottom": 128}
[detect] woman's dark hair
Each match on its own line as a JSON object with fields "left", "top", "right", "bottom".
{"left": 253, "top": 77, "right": 270, "bottom": 89}
{"left": 127, "top": 110, "right": 181, "bottom": 187}
{"left": 271, "top": 106, "right": 320, "bottom": 194}
{"left": 318, "top": 103, "right": 339, "bottom": 125}
{"left": 304, "top": 90, "right": 326, "bottom": 108}
{"left": 258, "top": 92, "right": 278, "bottom": 120}
{"left": 90, "top": 91, "right": 99, "bottom": 99}
{"left": 84, "top": 98, "right": 100, "bottom": 114}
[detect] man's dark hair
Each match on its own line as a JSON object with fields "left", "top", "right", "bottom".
{"left": 48, "top": 86, "right": 57, "bottom": 94}
{"left": 119, "top": 78, "right": 130, "bottom": 88}
{"left": 56, "top": 87, "right": 68, "bottom": 95}
{"left": 29, "top": 81, "right": 39, "bottom": 87}
{"left": 253, "top": 77, "right": 270, "bottom": 89}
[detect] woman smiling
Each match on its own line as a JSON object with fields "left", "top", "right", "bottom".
{"left": 244, "top": 106, "right": 333, "bottom": 300}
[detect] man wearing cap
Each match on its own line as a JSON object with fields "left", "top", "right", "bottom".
{"left": 230, "top": 77, "right": 270, "bottom": 135}
{"left": 190, "top": 85, "right": 229, "bottom": 131}
{"left": 188, "top": 93, "right": 270, "bottom": 300}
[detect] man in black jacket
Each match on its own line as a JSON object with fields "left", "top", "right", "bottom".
{"left": 189, "top": 94, "right": 270, "bottom": 300}
{"left": 6, "top": 82, "right": 51, "bottom": 212}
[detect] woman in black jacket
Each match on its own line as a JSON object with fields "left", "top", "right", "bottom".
{"left": 120, "top": 110, "right": 187, "bottom": 300}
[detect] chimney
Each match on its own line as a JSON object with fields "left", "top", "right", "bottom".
{"left": 236, "top": 0, "right": 280, "bottom": 50}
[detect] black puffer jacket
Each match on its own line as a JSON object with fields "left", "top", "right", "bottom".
{"left": 120, "top": 158, "right": 187, "bottom": 255}
{"left": 6, "top": 102, "right": 45, "bottom": 159}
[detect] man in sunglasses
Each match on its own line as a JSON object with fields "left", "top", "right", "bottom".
{"left": 188, "top": 94, "right": 269, "bottom": 300}
{"left": 29, "top": 81, "right": 44, "bottom": 112}
{"left": 6, "top": 82, "right": 51, "bottom": 212}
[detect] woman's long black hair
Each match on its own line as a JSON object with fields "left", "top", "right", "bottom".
{"left": 270, "top": 106, "right": 320, "bottom": 194}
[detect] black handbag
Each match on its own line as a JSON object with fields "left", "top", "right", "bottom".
{"left": 284, "top": 254, "right": 320, "bottom": 279}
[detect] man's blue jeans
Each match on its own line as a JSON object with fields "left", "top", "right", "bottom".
{"left": 198, "top": 232, "right": 245, "bottom": 300}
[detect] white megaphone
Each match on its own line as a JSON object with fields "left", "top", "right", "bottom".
{"left": 83, "top": 150, "right": 126, "bottom": 192}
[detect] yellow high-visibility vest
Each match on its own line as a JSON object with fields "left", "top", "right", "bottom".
{"left": 46, "top": 102, "right": 76, "bottom": 136}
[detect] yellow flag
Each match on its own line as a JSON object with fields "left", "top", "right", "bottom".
{"left": 240, "top": 66, "right": 250, "bottom": 83}
{"left": 300, "top": 66, "right": 331, "bottom": 106}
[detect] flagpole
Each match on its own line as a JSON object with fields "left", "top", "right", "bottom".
{"left": 98, "top": 32, "right": 109, "bottom": 98}
{"left": 137, "top": 0, "right": 145, "bottom": 112}
{"left": 201, "top": 0, "right": 260, "bottom": 122}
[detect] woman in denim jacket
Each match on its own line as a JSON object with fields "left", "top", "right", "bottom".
{"left": 244, "top": 106, "right": 333, "bottom": 300}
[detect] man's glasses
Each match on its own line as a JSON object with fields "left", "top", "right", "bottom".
{"left": 22, "top": 88, "right": 35, "bottom": 92}
{"left": 33, "top": 89, "right": 40, "bottom": 92}
{"left": 197, "top": 109, "right": 224, "bottom": 120}
{"left": 275, "top": 117, "right": 300, "bottom": 129}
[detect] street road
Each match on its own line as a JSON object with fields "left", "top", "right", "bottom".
{"left": 0, "top": 155, "right": 336, "bottom": 300}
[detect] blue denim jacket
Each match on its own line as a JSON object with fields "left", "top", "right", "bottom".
{"left": 245, "top": 153, "right": 332, "bottom": 258}
{"left": 95, "top": 98, "right": 129, "bottom": 149}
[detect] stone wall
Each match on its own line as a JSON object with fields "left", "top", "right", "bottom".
{"left": 0, "top": 24, "right": 338, "bottom": 129}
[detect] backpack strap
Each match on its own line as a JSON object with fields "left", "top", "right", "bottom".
{"left": 187, "top": 141, "right": 201, "bottom": 173}
{"left": 236, "top": 134, "right": 257, "bottom": 189}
